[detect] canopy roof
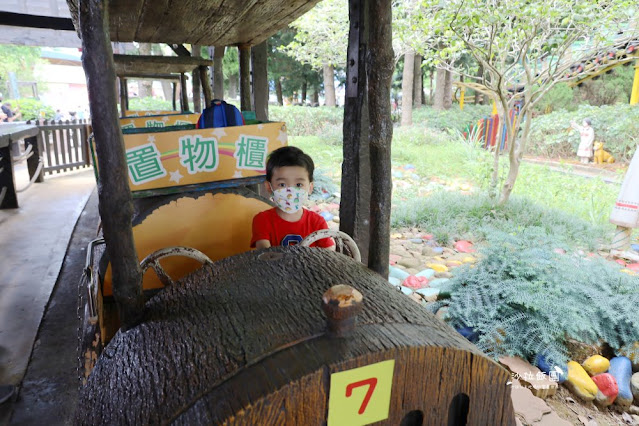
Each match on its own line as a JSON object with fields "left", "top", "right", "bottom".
{"left": 67, "top": 0, "right": 321, "bottom": 46}
{"left": 113, "top": 55, "right": 214, "bottom": 76}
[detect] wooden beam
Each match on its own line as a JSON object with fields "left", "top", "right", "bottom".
{"left": 251, "top": 41, "right": 269, "bottom": 121}
{"left": 192, "top": 45, "right": 202, "bottom": 113}
{"left": 341, "top": 0, "right": 371, "bottom": 264}
{"left": 180, "top": 73, "right": 188, "bottom": 112}
{"left": 212, "top": 46, "right": 225, "bottom": 100}
{"left": 172, "top": 82, "right": 177, "bottom": 110}
{"left": 239, "top": 45, "right": 252, "bottom": 111}
{"left": 113, "top": 54, "right": 213, "bottom": 75}
{"left": 118, "top": 77, "right": 127, "bottom": 116}
{"left": 117, "top": 73, "right": 181, "bottom": 81}
{"left": 78, "top": 0, "right": 144, "bottom": 329}
{"left": 367, "top": 0, "right": 394, "bottom": 278}
{"left": 168, "top": 43, "right": 191, "bottom": 57}
{"left": 199, "top": 66, "right": 213, "bottom": 107}
{"left": 0, "top": 11, "right": 75, "bottom": 31}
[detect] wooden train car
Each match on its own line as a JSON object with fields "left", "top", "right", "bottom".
{"left": 77, "top": 247, "right": 515, "bottom": 425}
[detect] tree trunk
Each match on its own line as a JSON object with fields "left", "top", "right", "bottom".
{"left": 413, "top": 54, "right": 422, "bottom": 107}
{"left": 276, "top": 79, "right": 283, "bottom": 106}
{"left": 239, "top": 46, "right": 252, "bottom": 112}
{"left": 228, "top": 75, "right": 238, "bottom": 100}
{"left": 251, "top": 42, "right": 269, "bottom": 121}
{"left": 192, "top": 45, "right": 202, "bottom": 113}
{"left": 443, "top": 68, "right": 452, "bottom": 109}
{"left": 434, "top": 66, "right": 447, "bottom": 110}
{"left": 312, "top": 89, "right": 319, "bottom": 106}
{"left": 212, "top": 46, "right": 225, "bottom": 100}
{"left": 475, "top": 64, "right": 484, "bottom": 105}
{"left": 78, "top": 0, "right": 143, "bottom": 329}
{"left": 367, "top": 0, "right": 394, "bottom": 278}
{"left": 161, "top": 81, "right": 173, "bottom": 101}
{"left": 323, "top": 64, "right": 336, "bottom": 106}
{"left": 301, "top": 81, "right": 308, "bottom": 104}
{"left": 429, "top": 69, "right": 434, "bottom": 104}
{"left": 137, "top": 43, "right": 153, "bottom": 98}
{"left": 401, "top": 51, "right": 414, "bottom": 126}
{"left": 499, "top": 109, "right": 531, "bottom": 205}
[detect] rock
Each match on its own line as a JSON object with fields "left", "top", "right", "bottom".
{"left": 565, "top": 361, "right": 598, "bottom": 401}
{"left": 428, "top": 278, "right": 450, "bottom": 288}
{"left": 435, "top": 272, "right": 453, "bottom": 279}
{"left": 632, "top": 372, "right": 639, "bottom": 404}
{"left": 536, "top": 354, "right": 568, "bottom": 384}
{"left": 454, "top": 240, "right": 475, "bottom": 253}
{"left": 389, "top": 266, "right": 410, "bottom": 281}
{"left": 554, "top": 248, "right": 566, "bottom": 255}
{"left": 388, "top": 277, "right": 401, "bottom": 287}
{"left": 456, "top": 326, "right": 479, "bottom": 343}
{"left": 432, "top": 247, "right": 444, "bottom": 255}
{"left": 617, "top": 342, "right": 639, "bottom": 372}
{"left": 389, "top": 254, "right": 401, "bottom": 265}
{"left": 409, "top": 238, "right": 423, "bottom": 244}
{"left": 400, "top": 286, "right": 413, "bottom": 295}
{"left": 610, "top": 356, "right": 634, "bottom": 408}
{"left": 591, "top": 373, "right": 619, "bottom": 407}
{"left": 406, "top": 268, "right": 420, "bottom": 276}
{"left": 627, "top": 263, "right": 639, "bottom": 272}
{"left": 509, "top": 379, "right": 552, "bottom": 424}
{"left": 397, "top": 257, "right": 421, "bottom": 269}
{"left": 415, "top": 269, "right": 436, "bottom": 279}
{"left": 583, "top": 355, "right": 611, "bottom": 376}
{"left": 445, "top": 260, "right": 463, "bottom": 268}
{"left": 500, "top": 356, "right": 558, "bottom": 399}
{"left": 410, "top": 292, "right": 422, "bottom": 303}
{"left": 421, "top": 234, "right": 433, "bottom": 240}
{"left": 629, "top": 405, "right": 639, "bottom": 415}
{"left": 332, "top": 217, "right": 340, "bottom": 223}
{"left": 435, "top": 306, "right": 449, "bottom": 320}
{"left": 320, "top": 211, "right": 334, "bottom": 222}
{"left": 427, "top": 263, "right": 448, "bottom": 273}
{"left": 391, "top": 232, "right": 403, "bottom": 239}
{"left": 462, "top": 256, "right": 476, "bottom": 263}
{"left": 403, "top": 275, "right": 429, "bottom": 290}
{"left": 416, "top": 287, "right": 440, "bottom": 298}
{"left": 421, "top": 246, "right": 439, "bottom": 256}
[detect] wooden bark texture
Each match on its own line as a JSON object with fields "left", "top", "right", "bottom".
{"left": 367, "top": 0, "right": 394, "bottom": 278}
{"left": 239, "top": 46, "right": 252, "bottom": 112}
{"left": 76, "top": 247, "right": 515, "bottom": 425}
{"left": 78, "top": 0, "right": 144, "bottom": 328}
{"left": 401, "top": 51, "right": 414, "bottom": 126}
{"left": 251, "top": 42, "right": 269, "bottom": 121}
{"left": 341, "top": 0, "right": 371, "bottom": 264}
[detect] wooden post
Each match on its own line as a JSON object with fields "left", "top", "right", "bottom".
{"left": 367, "top": 0, "right": 394, "bottom": 278}
{"left": 180, "top": 73, "right": 188, "bottom": 112}
{"left": 172, "top": 82, "right": 177, "bottom": 111}
{"left": 239, "top": 45, "right": 252, "bottom": 112}
{"left": 192, "top": 45, "right": 202, "bottom": 113}
{"left": 118, "top": 77, "right": 127, "bottom": 117}
{"left": 0, "top": 142, "right": 18, "bottom": 208}
{"left": 211, "top": 46, "right": 224, "bottom": 99}
{"left": 251, "top": 42, "right": 269, "bottom": 121}
{"left": 78, "top": 0, "right": 144, "bottom": 329}
{"left": 341, "top": 0, "right": 371, "bottom": 264}
{"left": 199, "top": 66, "right": 213, "bottom": 108}
{"left": 25, "top": 134, "right": 44, "bottom": 183}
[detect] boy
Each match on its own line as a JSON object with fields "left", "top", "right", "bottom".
{"left": 251, "top": 146, "right": 335, "bottom": 249}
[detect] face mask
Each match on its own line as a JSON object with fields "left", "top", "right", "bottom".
{"left": 271, "top": 187, "right": 309, "bottom": 214}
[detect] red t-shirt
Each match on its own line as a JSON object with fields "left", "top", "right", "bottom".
{"left": 251, "top": 208, "right": 334, "bottom": 248}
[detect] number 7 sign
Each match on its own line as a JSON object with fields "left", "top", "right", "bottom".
{"left": 327, "top": 359, "right": 395, "bottom": 426}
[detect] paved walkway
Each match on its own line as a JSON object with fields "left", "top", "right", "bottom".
{"left": 0, "top": 166, "right": 95, "bottom": 389}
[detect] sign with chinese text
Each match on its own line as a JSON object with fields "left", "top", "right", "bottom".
{"left": 327, "top": 359, "right": 395, "bottom": 426}
{"left": 121, "top": 122, "right": 287, "bottom": 191}
{"left": 120, "top": 113, "right": 199, "bottom": 129}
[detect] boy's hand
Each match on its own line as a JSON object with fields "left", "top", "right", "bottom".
{"left": 255, "top": 240, "right": 271, "bottom": 249}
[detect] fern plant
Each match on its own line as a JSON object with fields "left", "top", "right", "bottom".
{"left": 443, "top": 230, "right": 639, "bottom": 366}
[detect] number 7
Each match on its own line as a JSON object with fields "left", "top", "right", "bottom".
{"left": 345, "top": 377, "right": 378, "bottom": 414}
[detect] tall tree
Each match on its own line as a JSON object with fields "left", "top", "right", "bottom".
{"left": 137, "top": 43, "right": 153, "bottom": 98}
{"left": 0, "top": 45, "right": 43, "bottom": 97}
{"left": 419, "top": 0, "right": 639, "bottom": 204}
{"left": 282, "top": 0, "right": 348, "bottom": 106}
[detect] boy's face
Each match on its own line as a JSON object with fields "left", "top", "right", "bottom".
{"left": 268, "top": 166, "right": 313, "bottom": 194}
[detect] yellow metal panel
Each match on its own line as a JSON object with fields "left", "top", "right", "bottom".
{"left": 120, "top": 113, "right": 199, "bottom": 129}
{"left": 122, "top": 122, "right": 288, "bottom": 191}
{"left": 103, "top": 192, "right": 272, "bottom": 295}
{"left": 631, "top": 62, "right": 639, "bottom": 106}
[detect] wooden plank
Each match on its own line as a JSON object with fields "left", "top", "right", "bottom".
{"left": 192, "top": 45, "right": 202, "bottom": 113}
{"left": 81, "top": 123, "right": 91, "bottom": 167}
{"left": 72, "top": 126, "right": 81, "bottom": 168}
{"left": 64, "top": 123, "right": 73, "bottom": 171}
{"left": 239, "top": 45, "right": 251, "bottom": 111}
{"left": 50, "top": 126, "right": 61, "bottom": 173}
{"left": 251, "top": 42, "right": 269, "bottom": 120}
{"left": 108, "top": 0, "right": 145, "bottom": 41}
{"left": 42, "top": 127, "right": 54, "bottom": 171}
{"left": 193, "top": 0, "right": 260, "bottom": 46}
{"left": 0, "top": 144, "right": 18, "bottom": 208}
{"left": 242, "top": 0, "right": 320, "bottom": 46}
{"left": 112, "top": 55, "right": 213, "bottom": 76}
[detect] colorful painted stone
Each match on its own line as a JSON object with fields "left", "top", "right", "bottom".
{"left": 421, "top": 234, "right": 434, "bottom": 240}
{"left": 320, "top": 211, "right": 334, "bottom": 222}
{"left": 426, "top": 263, "right": 448, "bottom": 273}
{"left": 400, "top": 286, "right": 413, "bottom": 295}
{"left": 535, "top": 354, "right": 567, "bottom": 384}
{"left": 409, "top": 238, "right": 423, "bottom": 244}
{"left": 388, "top": 277, "right": 401, "bottom": 287}
{"left": 415, "top": 269, "right": 436, "bottom": 279}
{"left": 416, "top": 287, "right": 439, "bottom": 298}
{"left": 609, "top": 356, "right": 633, "bottom": 407}
{"left": 630, "top": 372, "right": 639, "bottom": 405}
{"left": 591, "top": 373, "right": 618, "bottom": 406}
{"left": 456, "top": 326, "right": 479, "bottom": 343}
{"left": 565, "top": 361, "right": 598, "bottom": 401}
{"left": 615, "top": 259, "right": 627, "bottom": 266}
{"left": 428, "top": 278, "right": 450, "bottom": 288}
{"left": 454, "top": 240, "right": 475, "bottom": 253}
{"left": 627, "top": 263, "right": 639, "bottom": 272}
{"left": 462, "top": 256, "right": 476, "bottom": 263}
{"left": 445, "top": 260, "right": 463, "bottom": 268}
{"left": 389, "top": 266, "right": 410, "bottom": 281}
{"left": 553, "top": 248, "right": 566, "bottom": 255}
{"left": 402, "top": 275, "right": 429, "bottom": 290}
{"left": 389, "top": 254, "right": 401, "bottom": 265}
{"left": 582, "top": 355, "right": 610, "bottom": 376}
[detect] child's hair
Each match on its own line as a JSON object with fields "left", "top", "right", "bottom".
{"left": 266, "top": 146, "right": 315, "bottom": 182}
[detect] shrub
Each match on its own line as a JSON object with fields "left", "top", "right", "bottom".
{"left": 270, "top": 105, "right": 343, "bottom": 143}
{"left": 411, "top": 104, "right": 493, "bottom": 133}
{"left": 128, "top": 97, "right": 175, "bottom": 112}
{"left": 4, "top": 98, "right": 55, "bottom": 120}
{"left": 441, "top": 230, "right": 639, "bottom": 365}
{"left": 528, "top": 104, "right": 639, "bottom": 161}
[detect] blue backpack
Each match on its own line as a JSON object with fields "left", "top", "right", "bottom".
{"left": 197, "top": 99, "right": 245, "bottom": 128}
